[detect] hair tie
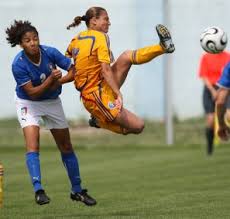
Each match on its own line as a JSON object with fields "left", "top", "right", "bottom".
{"left": 81, "top": 15, "right": 86, "bottom": 21}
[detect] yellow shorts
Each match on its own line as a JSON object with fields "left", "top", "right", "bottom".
{"left": 81, "top": 83, "right": 123, "bottom": 134}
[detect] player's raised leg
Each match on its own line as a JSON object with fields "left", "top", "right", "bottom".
{"left": 156, "top": 24, "right": 175, "bottom": 53}
{"left": 111, "top": 24, "right": 175, "bottom": 89}
{"left": 90, "top": 24, "right": 175, "bottom": 130}
{"left": 112, "top": 46, "right": 164, "bottom": 89}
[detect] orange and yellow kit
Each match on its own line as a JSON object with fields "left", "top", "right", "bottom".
{"left": 66, "top": 30, "right": 123, "bottom": 133}
{"left": 66, "top": 29, "right": 165, "bottom": 133}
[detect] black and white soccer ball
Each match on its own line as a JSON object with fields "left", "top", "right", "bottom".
{"left": 200, "top": 26, "right": 228, "bottom": 54}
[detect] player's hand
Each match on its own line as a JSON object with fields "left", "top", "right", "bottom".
{"left": 50, "top": 69, "right": 62, "bottom": 81}
{"left": 211, "top": 90, "right": 218, "bottom": 101}
{"left": 218, "top": 125, "right": 230, "bottom": 141}
{"left": 115, "top": 92, "right": 123, "bottom": 111}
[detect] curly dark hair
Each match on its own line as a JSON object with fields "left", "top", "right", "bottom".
{"left": 5, "top": 20, "right": 38, "bottom": 47}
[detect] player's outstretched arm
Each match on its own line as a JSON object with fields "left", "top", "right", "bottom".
{"left": 101, "top": 63, "right": 123, "bottom": 110}
{"left": 216, "top": 88, "right": 230, "bottom": 140}
{"left": 59, "top": 65, "right": 75, "bottom": 84}
{"left": 22, "top": 69, "right": 62, "bottom": 100}
{"left": 49, "top": 65, "right": 75, "bottom": 91}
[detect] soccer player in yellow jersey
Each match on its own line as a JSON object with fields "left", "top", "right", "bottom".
{"left": 65, "top": 6, "right": 175, "bottom": 134}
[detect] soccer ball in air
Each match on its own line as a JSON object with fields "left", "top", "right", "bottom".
{"left": 200, "top": 26, "right": 228, "bottom": 54}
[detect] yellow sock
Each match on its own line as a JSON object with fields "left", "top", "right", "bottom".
{"left": 130, "top": 44, "right": 164, "bottom": 64}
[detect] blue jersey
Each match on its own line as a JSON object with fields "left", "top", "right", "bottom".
{"left": 12, "top": 45, "right": 71, "bottom": 100}
{"left": 217, "top": 62, "right": 230, "bottom": 89}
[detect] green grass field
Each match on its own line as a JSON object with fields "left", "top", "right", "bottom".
{"left": 1, "top": 118, "right": 230, "bottom": 219}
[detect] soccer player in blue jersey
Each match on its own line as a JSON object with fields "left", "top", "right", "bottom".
{"left": 5, "top": 20, "right": 96, "bottom": 206}
{"left": 216, "top": 62, "right": 230, "bottom": 140}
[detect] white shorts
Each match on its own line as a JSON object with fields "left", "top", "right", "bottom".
{"left": 15, "top": 96, "right": 69, "bottom": 129}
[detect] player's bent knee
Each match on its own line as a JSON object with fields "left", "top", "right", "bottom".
{"left": 59, "top": 143, "right": 73, "bottom": 153}
{"left": 135, "top": 121, "right": 145, "bottom": 134}
{"left": 130, "top": 120, "right": 145, "bottom": 134}
{"left": 121, "top": 122, "right": 144, "bottom": 135}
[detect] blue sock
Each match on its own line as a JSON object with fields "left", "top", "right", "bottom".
{"left": 61, "top": 152, "right": 82, "bottom": 193}
{"left": 26, "top": 152, "right": 43, "bottom": 192}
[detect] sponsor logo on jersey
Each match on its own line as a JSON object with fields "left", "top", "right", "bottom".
{"left": 108, "top": 101, "right": 116, "bottom": 109}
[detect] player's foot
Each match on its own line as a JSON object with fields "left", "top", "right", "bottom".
{"left": 89, "top": 116, "right": 100, "bottom": 128}
{"left": 35, "top": 189, "right": 50, "bottom": 205}
{"left": 70, "top": 189, "right": 97, "bottom": 206}
{"left": 156, "top": 24, "right": 175, "bottom": 53}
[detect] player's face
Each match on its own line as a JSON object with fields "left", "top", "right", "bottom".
{"left": 94, "top": 11, "right": 111, "bottom": 33}
{"left": 20, "top": 31, "right": 40, "bottom": 56}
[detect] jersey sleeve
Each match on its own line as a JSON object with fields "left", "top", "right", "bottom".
{"left": 97, "top": 33, "right": 111, "bottom": 63}
{"left": 49, "top": 47, "right": 72, "bottom": 70}
{"left": 217, "top": 63, "right": 230, "bottom": 89}
{"left": 12, "top": 63, "right": 31, "bottom": 87}
{"left": 65, "top": 39, "right": 74, "bottom": 58}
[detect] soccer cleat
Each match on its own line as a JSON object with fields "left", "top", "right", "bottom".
{"left": 35, "top": 189, "right": 50, "bottom": 205}
{"left": 70, "top": 189, "right": 97, "bottom": 206}
{"left": 156, "top": 24, "right": 175, "bottom": 53}
{"left": 88, "top": 116, "right": 100, "bottom": 128}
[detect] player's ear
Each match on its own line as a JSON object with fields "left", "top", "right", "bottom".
{"left": 91, "top": 17, "right": 97, "bottom": 26}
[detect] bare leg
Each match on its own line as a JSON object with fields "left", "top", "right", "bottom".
{"left": 206, "top": 113, "right": 214, "bottom": 129}
{"left": 112, "top": 45, "right": 165, "bottom": 89}
{"left": 50, "top": 128, "right": 73, "bottom": 153}
{"left": 111, "top": 24, "right": 174, "bottom": 89}
{"left": 23, "top": 125, "right": 40, "bottom": 152}
{"left": 114, "top": 108, "right": 145, "bottom": 134}
{"left": 111, "top": 50, "right": 132, "bottom": 88}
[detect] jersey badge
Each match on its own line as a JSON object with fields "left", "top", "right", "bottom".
{"left": 72, "top": 48, "right": 79, "bottom": 58}
{"left": 108, "top": 101, "right": 116, "bottom": 109}
{"left": 21, "top": 107, "right": 28, "bottom": 121}
{"left": 48, "top": 63, "right": 56, "bottom": 71}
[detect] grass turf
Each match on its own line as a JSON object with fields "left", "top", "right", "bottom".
{"left": 1, "top": 118, "right": 230, "bottom": 218}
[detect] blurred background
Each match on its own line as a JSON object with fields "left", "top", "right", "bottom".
{"left": 1, "top": 0, "right": 230, "bottom": 121}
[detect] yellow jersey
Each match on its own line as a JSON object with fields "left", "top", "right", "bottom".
{"left": 66, "top": 29, "right": 114, "bottom": 94}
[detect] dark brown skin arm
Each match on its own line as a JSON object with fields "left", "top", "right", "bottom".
{"left": 22, "top": 69, "right": 62, "bottom": 100}
{"left": 59, "top": 65, "right": 75, "bottom": 84}
{"left": 49, "top": 66, "right": 75, "bottom": 91}
{"left": 216, "top": 88, "right": 230, "bottom": 140}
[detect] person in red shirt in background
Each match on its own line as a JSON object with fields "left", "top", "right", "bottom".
{"left": 198, "top": 51, "right": 230, "bottom": 155}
